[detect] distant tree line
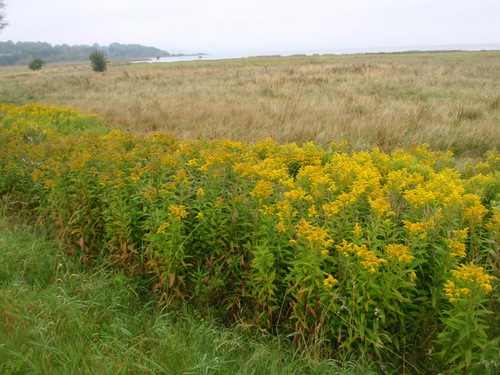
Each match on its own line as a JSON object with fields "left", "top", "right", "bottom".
{"left": 0, "top": 41, "right": 170, "bottom": 66}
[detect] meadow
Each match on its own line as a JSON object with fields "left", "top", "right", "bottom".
{"left": 0, "top": 50, "right": 499, "bottom": 158}
{"left": 0, "top": 51, "right": 499, "bottom": 374}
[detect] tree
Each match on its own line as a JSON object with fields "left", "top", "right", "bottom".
{"left": 0, "top": 0, "right": 7, "bottom": 32}
{"left": 89, "top": 50, "right": 107, "bottom": 72}
{"left": 28, "top": 57, "right": 46, "bottom": 70}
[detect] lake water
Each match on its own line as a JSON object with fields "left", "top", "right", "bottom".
{"left": 134, "top": 43, "right": 500, "bottom": 64}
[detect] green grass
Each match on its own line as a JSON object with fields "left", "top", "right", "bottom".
{"left": 0, "top": 202, "right": 382, "bottom": 374}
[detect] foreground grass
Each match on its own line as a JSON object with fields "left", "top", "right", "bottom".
{"left": 1, "top": 51, "right": 499, "bottom": 158}
{"left": 0, "top": 208, "right": 381, "bottom": 375}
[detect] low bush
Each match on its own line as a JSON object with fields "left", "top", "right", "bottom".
{"left": 89, "top": 50, "right": 107, "bottom": 72}
{"left": 28, "top": 57, "right": 46, "bottom": 71}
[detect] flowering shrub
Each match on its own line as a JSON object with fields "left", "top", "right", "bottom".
{"left": 1, "top": 104, "right": 499, "bottom": 373}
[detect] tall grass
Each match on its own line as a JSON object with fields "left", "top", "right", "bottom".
{"left": 1, "top": 51, "right": 499, "bottom": 157}
{"left": 0, "top": 200, "right": 381, "bottom": 375}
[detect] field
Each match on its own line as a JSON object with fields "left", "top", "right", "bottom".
{"left": 1, "top": 50, "right": 499, "bottom": 157}
{"left": 0, "top": 51, "right": 499, "bottom": 374}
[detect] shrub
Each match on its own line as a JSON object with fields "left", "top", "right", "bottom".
{"left": 89, "top": 50, "right": 107, "bottom": 72}
{"left": 28, "top": 57, "right": 46, "bottom": 71}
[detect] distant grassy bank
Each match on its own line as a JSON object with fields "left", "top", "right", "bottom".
{"left": 1, "top": 50, "right": 499, "bottom": 158}
{"left": 0, "top": 204, "right": 379, "bottom": 375}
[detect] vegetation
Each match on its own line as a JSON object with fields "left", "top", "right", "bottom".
{"left": 89, "top": 50, "right": 108, "bottom": 72}
{"left": 0, "top": 103, "right": 498, "bottom": 373}
{"left": 0, "top": 204, "right": 378, "bottom": 374}
{"left": 0, "top": 41, "right": 170, "bottom": 66}
{"left": 0, "top": 51, "right": 498, "bottom": 158}
{"left": 28, "top": 57, "right": 46, "bottom": 71}
{"left": 0, "top": 0, "right": 6, "bottom": 32}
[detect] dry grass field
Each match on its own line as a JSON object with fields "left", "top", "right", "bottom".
{"left": 1, "top": 50, "right": 499, "bottom": 157}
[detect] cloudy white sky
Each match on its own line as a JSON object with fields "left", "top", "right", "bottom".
{"left": 1, "top": 0, "right": 499, "bottom": 54}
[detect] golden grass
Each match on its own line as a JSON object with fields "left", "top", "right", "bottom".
{"left": 1, "top": 51, "right": 499, "bottom": 156}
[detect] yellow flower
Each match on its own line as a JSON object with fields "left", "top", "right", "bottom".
{"left": 250, "top": 180, "right": 274, "bottom": 199}
{"left": 443, "top": 280, "right": 470, "bottom": 303}
{"left": 386, "top": 244, "right": 414, "bottom": 264}
{"left": 448, "top": 240, "right": 466, "bottom": 258}
{"left": 450, "top": 263, "right": 497, "bottom": 293}
{"left": 485, "top": 207, "right": 500, "bottom": 233}
{"left": 197, "top": 188, "right": 205, "bottom": 196}
{"left": 284, "top": 187, "right": 313, "bottom": 202}
{"left": 308, "top": 205, "right": 319, "bottom": 218}
{"left": 353, "top": 223, "right": 363, "bottom": 237}
{"left": 336, "top": 240, "right": 387, "bottom": 273}
{"left": 168, "top": 204, "right": 188, "bottom": 221}
{"left": 295, "top": 219, "right": 334, "bottom": 249}
{"left": 195, "top": 212, "right": 204, "bottom": 220}
{"left": 275, "top": 220, "right": 287, "bottom": 233}
{"left": 404, "top": 186, "right": 437, "bottom": 208}
{"left": 186, "top": 158, "right": 199, "bottom": 167}
{"left": 156, "top": 222, "right": 171, "bottom": 234}
{"left": 369, "top": 194, "right": 394, "bottom": 217}
{"left": 322, "top": 192, "right": 356, "bottom": 217}
{"left": 402, "top": 219, "right": 433, "bottom": 239}
{"left": 462, "top": 194, "right": 488, "bottom": 223}
{"left": 323, "top": 275, "right": 338, "bottom": 288}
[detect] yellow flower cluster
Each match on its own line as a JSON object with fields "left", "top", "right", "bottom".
{"left": 336, "top": 240, "right": 387, "bottom": 273}
{"left": 353, "top": 223, "right": 363, "bottom": 236}
{"left": 295, "top": 219, "right": 334, "bottom": 250}
{"left": 156, "top": 222, "right": 171, "bottom": 234}
{"left": 168, "top": 204, "right": 189, "bottom": 221}
{"left": 369, "top": 194, "right": 395, "bottom": 217}
{"left": 284, "top": 187, "right": 313, "bottom": 202}
{"left": 443, "top": 280, "right": 471, "bottom": 303}
{"left": 357, "top": 246, "right": 388, "bottom": 274}
{"left": 448, "top": 240, "right": 467, "bottom": 259}
{"left": 450, "top": 263, "right": 497, "bottom": 293}
{"left": 250, "top": 180, "right": 274, "bottom": 199}
{"left": 402, "top": 219, "right": 434, "bottom": 239}
{"left": 461, "top": 194, "right": 488, "bottom": 223}
{"left": 323, "top": 274, "right": 338, "bottom": 288}
{"left": 485, "top": 207, "right": 500, "bottom": 233}
{"left": 386, "top": 244, "right": 414, "bottom": 264}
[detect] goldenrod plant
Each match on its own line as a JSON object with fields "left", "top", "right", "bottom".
{"left": 1, "top": 103, "right": 498, "bottom": 373}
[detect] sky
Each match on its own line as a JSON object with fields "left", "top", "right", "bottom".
{"left": 1, "top": 0, "right": 499, "bottom": 54}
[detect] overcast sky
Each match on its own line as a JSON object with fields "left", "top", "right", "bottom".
{"left": 1, "top": 0, "right": 499, "bottom": 54}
